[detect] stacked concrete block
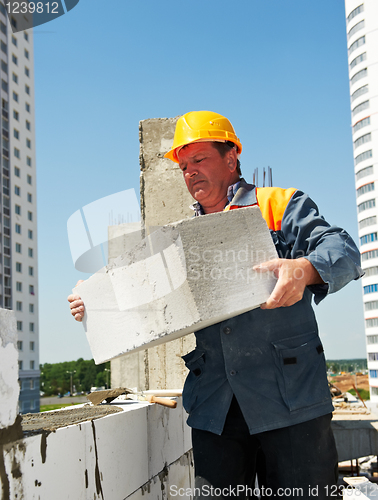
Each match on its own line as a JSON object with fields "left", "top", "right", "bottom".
{"left": 1, "top": 398, "right": 193, "bottom": 499}
{"left": 78, "top": 206, "right": 277, "bottom": 364}
{"left": 112, "top": 116, "right": 197, "bottom": 390}
{"left": 0, "top": 308, "right": 20, "bottom": 430}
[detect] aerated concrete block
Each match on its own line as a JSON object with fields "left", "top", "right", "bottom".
{"left": 0, "top": 308, "right": 19, "bottom": 429}
{"left": 77, "top": 206, "right": 277, "bottom": 364}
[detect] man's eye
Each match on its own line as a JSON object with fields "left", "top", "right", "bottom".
{"left": 180, "top": 166, "right": 187, "bottom": 172}
{"left": 196, "top": 158, "right": 204, "bottom": 163}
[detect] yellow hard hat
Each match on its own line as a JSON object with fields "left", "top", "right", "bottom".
{"left": 164, "top": 111, "right": 242, "bottom": 163}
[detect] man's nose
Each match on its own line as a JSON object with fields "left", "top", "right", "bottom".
{"left": 186, "top": 163, "right": 198, "bottom": 177}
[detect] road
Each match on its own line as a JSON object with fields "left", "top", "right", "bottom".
{"left": 40, "top": 395, "right": 89, "bottom": 406}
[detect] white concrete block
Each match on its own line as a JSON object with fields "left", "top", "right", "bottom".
{"left": 78, "top": 207, "right": 277, "bottom": 364}
{"left": 0, "top": 308, "right": 19, "bottom": 429}
{"left": 146, "top": 398, "right": 189, "bottom": 479}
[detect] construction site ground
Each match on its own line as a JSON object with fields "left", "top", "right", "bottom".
{"left": 330, "top": 374, "right": 369, "bottom": 394}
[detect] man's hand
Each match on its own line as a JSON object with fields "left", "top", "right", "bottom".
{"left": 67, "top": 280, "right": 85, "bottom": 322}
{"left": 253, "top": 258, "right": 324, "bottom": 309}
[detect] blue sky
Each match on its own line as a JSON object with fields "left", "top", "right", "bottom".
{"left": 34, "top": 0, "right": 366, "bottom": 363}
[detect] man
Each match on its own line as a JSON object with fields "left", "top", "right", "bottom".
{"left": 69, "top": 111, "right": 362, "bottom": 499}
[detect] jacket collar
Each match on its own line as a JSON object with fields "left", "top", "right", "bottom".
{"left": 190, "top": 179, "right": 257, "bottom": 215}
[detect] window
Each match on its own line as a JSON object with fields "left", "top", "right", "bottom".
{"left": 0, "top": 2, "right": 5, "bottom": 14}
{"left": 347, "top": 4, "right": 364, "bottom": 23}
{"left": 26, "top": 156, "right": 32, "bottom": 166}
{"left": 17, "top": 340, "right": 23, "bottom": 349}
{"left": 12, "top": 73, "right": 18, "bottom": 84}
{"left": 12, "top": 36, "right": 17, "bottom": 47}
{"left": 0, "top": 41, "right": 6, "bottom": 54}
{"left": 359, "top": 216, "right": 376, "bottom": 230}
{"left": 350, "top": 52, "right": 366, "bottom": 70}
{"left": 1, "top": 60, "right": 7, "bottom": 73}
{"left": 1, "top": 79, "right": 7, "bottom": 92}
{"left": 15, "top": 223, "right": 21, "bottom": 234}
{"left": 362, "top": 249, "right": 378, "bottom": 261}
{"left": 29, "top": 266, "right": 33, "bottom": 276}
{"left": 18, "top": 361, "right": 23, "bottom": 370}
{"left": 364, "top": 266, "right": 378, "bottom": 277}
{"left": 24, "top": 32, "right": 29, "bottom": 42}
{"left": 352, "top": 100, "right": 369, "bottom": 117}
{"left": 28, "top": 229, "right": 33, "bottom": 239}
{"left": 27, "top": 211, "right": 32, "bottom": 221}
{"left": 13, "top": 110, "right": 19, "bottom": 121}
{"left": 369, "top": 353, "right": 378, "bottom": 361}
{"left": 16, "top": 281, "right": 22, "bottom": 292}
{"left": 354, "top": 132, "right": 371, "bottom": 149}
{"left": 26, "top": 120, "right": 30, "bottom": 131}
{"left": 30, "top": 341, "right": 34, "bottom": 351}
{"left": 29, "top": 303, "right": 34, "bottom": 313}
{"left": 353, "top": 117, "right": 370, "bottom": 134}
{"left": 25, "top": 84, "right": 30, "bottom": 95}
{"left": 355, "top": 150, "right": 372, "bottom": 165}
{"left": 356, "top": 182, "right": 374, "bottom": 197}
{"left": 30, "top": 360, "right": 35, "bottom": 369}
{"left": 26, "top": 138, "right": 31, "bottom": 149}
{"left": 29, "top": 284, "right": 34, "bottom": 295}
{"left": 351, "top": 68, "right": 367, "bottom": 86}
{"left": 14, "top": 185, "right": 20, "bottom": 196}
{"left": 15, "top": 242, "right": 21, "bottom": 253}
{"left": 14, "top": 147, "right": 20, "bottom": 158}
{"left": 356, "top": 166, "right": 373, "bottom": 181}
{"left": 24, "top": 49, "right": 29, "bottom": 59}
{"left": 360, "top": 233, "right": 377, "bottom": 245}
{"left": 14, "top": 166, "right": 20, "bottom": 176}
{"left": 28, "top": 247, "right": 33, "bottom": 258}
{"left": 30, "top": 380, "right": 34, "bottom": 390}
{"left": 29, "top": 322, "right": 34, "bottom": 332}
{"left": 27, "top": 193, "right": 32, "bottom": 203}
{"left": 25, "top": 102, "right": 30, "bottom": 112}
{"left": 11, "top": 17, "right": 16, "bottom": 29}
{"left": 12, "top": 91, "right": 18, "bottom": 102}
{"left": 370, "top": 370, "right": 378, "bottom": 378}
{"left": 16, "top": 301, "right": 22, "bottom": 311}
{"left": 15, "top": 204, "right": 21, "bottom": 215}
{"left": 14, "top": 129, "right": 19, "bottom": 139}
{"left": 0, "top": 21, "right": 6, "bottom": 35}
{"left": 367, "top": 334, "right": 378, "bottom": 343}
{"left": 16, "top": 262, "right": 22, "bottom": 272}
{"left": 348, "top": 20, "right": 365, "bottom": 41}
{"left": 364, "top": 284, "right": 378, "bottom": 294}
{"left": 17, "top": 321, "right": 22, "bottom": 332}
{"left": 25, "top": 67, "right": 29, "bottom": 77}
{"left": 12, "top": 54, "right": 17, "bottom": 65}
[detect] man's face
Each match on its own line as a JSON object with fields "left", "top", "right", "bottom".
{"left": 178, "top": 142, "right": 237, "bottom": 210}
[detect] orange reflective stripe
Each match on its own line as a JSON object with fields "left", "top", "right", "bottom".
{"left": 256, "top": 187, "right": 297, "bottom": 231}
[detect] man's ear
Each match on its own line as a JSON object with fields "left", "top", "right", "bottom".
{"left": 227, "top": 148, "right": 238, "bottom": 173}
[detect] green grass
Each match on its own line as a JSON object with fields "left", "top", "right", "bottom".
{"left": 348, "top": 388, "right": 370, "bottom": 400}
{"left": 40, "top": 403, "right": 82, "bottom": 412}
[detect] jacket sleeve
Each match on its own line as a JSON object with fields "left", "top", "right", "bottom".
{"left": 280, "top": 190, "right": 364, "bottom": 304}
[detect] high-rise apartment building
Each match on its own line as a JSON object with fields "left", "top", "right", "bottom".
{"left": 0, "top": 3, "right": 39, "bottom": 412}
{"left": 345, "top": 1, "right": 378, "bottom": 402}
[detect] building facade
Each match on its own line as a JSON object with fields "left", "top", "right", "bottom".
{"left": 345, "top": 0, "right": 378, "bottom": 402}
{"left": 0, "top": 3, "right": 39, "bottom": 412}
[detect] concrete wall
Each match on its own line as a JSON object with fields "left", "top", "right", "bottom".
{"left": 111, "top": 117, "right": 196, "bottom": 391}
{"left": 0, "top": 305, "right": 194, "bottom": 499}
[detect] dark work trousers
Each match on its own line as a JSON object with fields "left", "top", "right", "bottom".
{"left": 192, "top": 396, "right": 339, "bottom": 500}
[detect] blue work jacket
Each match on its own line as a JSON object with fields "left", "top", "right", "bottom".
{"left": 182, "top": 181, "right": 363, "bottom": 435}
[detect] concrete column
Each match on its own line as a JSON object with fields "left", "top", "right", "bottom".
{"left": 111, "top": 117, "right": 196, "bottom": 390}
